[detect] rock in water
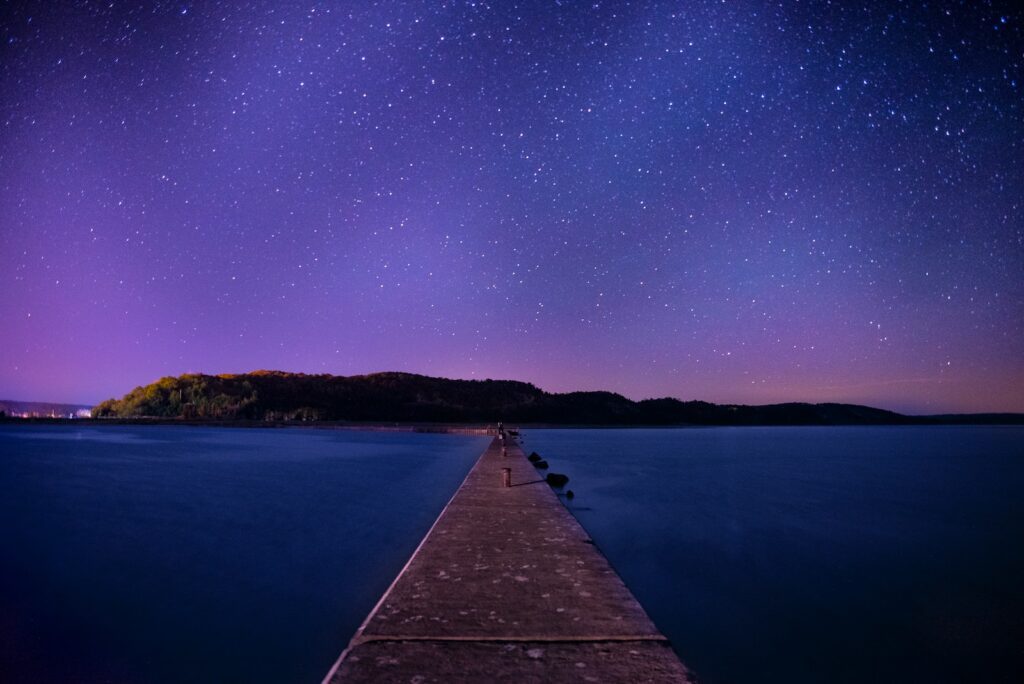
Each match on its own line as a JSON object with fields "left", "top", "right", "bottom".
{"left": 545, "top": 473, "right": 569, "bottom": 487}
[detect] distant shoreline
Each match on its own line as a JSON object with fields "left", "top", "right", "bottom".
{"left": 3, "top": 416, "right": 1023, "bottom": 430}
{"left": 0, "top": 417, "right": 493, "bottom": 434}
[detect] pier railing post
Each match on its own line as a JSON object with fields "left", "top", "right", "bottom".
{"left": 501, "top": 467, "right": 511, "bottom": 488}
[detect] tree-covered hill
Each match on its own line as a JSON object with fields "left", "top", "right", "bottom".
{"left": 92, "top": 370, "right": 915, "bottom": 425}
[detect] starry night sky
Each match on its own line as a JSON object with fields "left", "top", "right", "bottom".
{"left": 1, "top": 1, "right": 1022, "bottom": 413}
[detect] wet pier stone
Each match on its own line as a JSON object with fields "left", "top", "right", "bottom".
{"left": 323, "top": 436, "right": 694, "bottom": 683}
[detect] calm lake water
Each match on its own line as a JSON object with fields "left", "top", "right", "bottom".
{"left": 0, "top": 425, "right": 488, "bottom": 683}
{"left": 526, "top": 426, "right": 1024, "bottom": 684}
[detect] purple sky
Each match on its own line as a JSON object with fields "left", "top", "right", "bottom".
{"left": 2, "top": 2, "right": 1022, "bottom": 414}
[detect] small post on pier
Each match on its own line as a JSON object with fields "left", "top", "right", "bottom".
{"left": 501, "top": 467, "right": 511, "bottom": 488}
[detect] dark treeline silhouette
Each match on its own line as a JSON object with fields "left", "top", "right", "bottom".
{"left": 86, "top": 370, "right": 1017, "bottom": 425}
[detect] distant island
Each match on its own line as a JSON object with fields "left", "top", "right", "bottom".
{"left": 84, "top": 371, "right": 1023, "bottom": 426}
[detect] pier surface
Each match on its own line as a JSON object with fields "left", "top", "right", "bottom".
{"left": 323, "top": 436, "right": 693, "bottom": 683}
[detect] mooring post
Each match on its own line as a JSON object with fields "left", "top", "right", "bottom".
{"left": 501, "top": 467, "right": 511, "bottom": 488}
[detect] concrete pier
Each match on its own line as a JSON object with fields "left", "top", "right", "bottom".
{"left": 323, "top": 435, "right": 694, "bottom": 683}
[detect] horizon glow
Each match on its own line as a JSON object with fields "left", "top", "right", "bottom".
{"left": 1, "top": 2, "right": 1022, "bottom": 414}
